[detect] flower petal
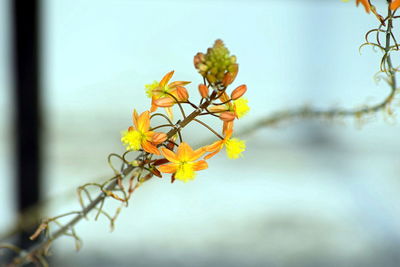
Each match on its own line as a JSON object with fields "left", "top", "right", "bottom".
{"left": 158, "top": 163, "right": 178, "bottom": 174}
{"left": 204, "top": 140, "right": 224, "bottom": 152}
{"left": 132, "top": 109, "right": 139, "bottom": 129}
{"left": 152, "top": 132, "right": 167, "bottom": 144}
{"left": 137, "top": 110, "right": 150, "bottom": 132}
{"left": 176, "top": 142, "right": 194, "bottom": 162}
{"left": 391, "top": 0, "right": 400, "bottom": 10}
{"left": 150, "top": 96, "right": 158, "bottom": 113}
{"left": 192, "top": 160, "right": 208, "bottom": 171}
{"left": 188, "top": 147, "right": 206, "bottom": 162}
{"left": 154, "top": 97, "right": 175, "bottom": 108}
{"left": 220, "top": 112, "right": 236, "bottom": 122}
{"left": 204, "top": 148, "right": 222, "bottom": 160}
{"left": 208, "top": 105, "right": 228, "bottom": 113}
{"left": 142, "top": 140, "right": 160, "bottom": 155}
{"left": 225, "top": 138, "right": 246, "bottom": 159}
{"left": 219, "top": 92, "right": 230, "bottom": 103}
{"left": 168, "top": 81, "right": 191, "bottom": 89}
{"left": 224, "top": 128, "right": 233, "bottom": 140}
{"left": 165, "top": 107, "right": 174, "bottom": 120}
{"left": 223, "top": 121, "right": 234, "bottom": 136}
{"left": 159, "top": 71, "right": 174, "bottom": 87}
{"left": 161, "top": 147, "right": 179, "bottom": 163}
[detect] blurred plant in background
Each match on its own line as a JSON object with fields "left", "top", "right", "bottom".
{"left": 2, "top": 0, "right": 400, "bottom": 266}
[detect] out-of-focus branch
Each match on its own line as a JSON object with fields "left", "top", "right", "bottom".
{"left": 241, "top": 7, "right": 397, "bottom": 136}
{"left": 240, "top": 86, "right": 395, "bottom": 136}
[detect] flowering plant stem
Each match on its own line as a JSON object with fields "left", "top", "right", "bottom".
{"left": 3, "top": 5, "right": 399, "bottom": 266}
{"left": 7, "top": 86, "right": 221, "bottom": 267}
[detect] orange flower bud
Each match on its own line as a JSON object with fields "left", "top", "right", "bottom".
{"left": 176, "top": 86, "right": 189, "bottom": 101}
{"left": 194, "top": 52, "right": 205, "bottom": 68}
{"left": 166, "top": 140, "right": 175, "bottom": 150}
{"left": 198, "top": 84, "right": 209, "bottom": 98}
{"left": 154, "top": 97, "right": 175, "bottom": 107}
{"left": 150, "top": 167, "right": 162, "bottom": 178}
{"left": 208, "top": 105, "right": 228, "bottom": 113}
{"left": 152, "top": 132, "right": 167, "bottom": 144}
{"left": 219, "top": 111, "right": 236, "bottom": 122}
{"left": 231, "top": 84, "right": 247, "bottom": 100}
{"left": 222, "top": 64, "right": 238, "bottom": 86}
{"left": 222, "top": 73, "right": 234, "bottom": 87}
{"left": 153, "top": 158, "right": 169, "bottom": 166}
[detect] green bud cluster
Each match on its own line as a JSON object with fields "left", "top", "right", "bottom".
{"left": 194, "top": 39, "right": 237, "bottom": 85}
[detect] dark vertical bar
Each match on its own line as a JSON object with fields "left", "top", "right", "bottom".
{"left": 11, "top": 0, "right": 42, "bottom": 249}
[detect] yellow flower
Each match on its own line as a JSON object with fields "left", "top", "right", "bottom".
{"left": 121, "top": 129, "right": 143, "bottom": 150}
{"left": 121, "top": 110, "right": 167, "bottom": 155}
{"left": 204, "top": 129, "right": 246, "bottom": 160}
{"left": 146, "top": 71, "right": 191, "bottom": 118}
{"left": 225, "top": 138, "right": 246, "bottom": 159}
{"left": 234, "top": 98, "right": 250, "bottom": 118}
{"left": 158, "top": 142, "right": 208, "bottom": 182}
{"left": 145, "top": 81, "right": 159, "bottom": 98}
{"left": 208, "top": 92, "right": 249, "bottom": 119}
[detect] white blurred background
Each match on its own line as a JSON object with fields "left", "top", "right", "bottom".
{"left": 2, "top": 0, "right": 400, "bottom": 266}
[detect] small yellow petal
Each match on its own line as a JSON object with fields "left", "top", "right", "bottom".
{"left": 145, "top": 81, "right": 159, "bottom": 98}
{"left": 225, "top": 138, "right": 246, "bottom": 159}
{"left": 121, "top": 130, "right": 143, "bottom": 151}
{"left": 175, "top": 163, "right": 196, "bottom": 182}
{"left": 234, "top": 98, "right": 250, "bottom": 118}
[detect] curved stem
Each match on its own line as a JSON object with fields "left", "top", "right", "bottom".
{"left": 193, "top": 119, "right": 224, "bottom": 140}
{"left": 164, "top": 92, "right": 187, "bottom": 118}
{"left": 151, "top": 113, "right": 174, "bottom": 126}
{"left": 150, "top": 124, "right": 175, "bottom": 131}
{"left": 10, "top": 84, "right": 222, "bottom": 267}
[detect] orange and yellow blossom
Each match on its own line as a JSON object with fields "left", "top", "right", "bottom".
{"left": 121, "top": 110, "right": 167, "bottom": 155}
{"left": 208, "top": 91, "right": 250, "bottom": 125}
{"left": 204, "top": 128, "right": 246, "bottom": 160}
{"left": 158, "top": 142, "right": 208, "bottom": 182}
{"left": 145, "top": 71, "right": 190, "bottom": 118}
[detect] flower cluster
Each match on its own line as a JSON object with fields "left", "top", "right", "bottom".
{"left": 121, "top": 40, "right": 249, "bottom": 183}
